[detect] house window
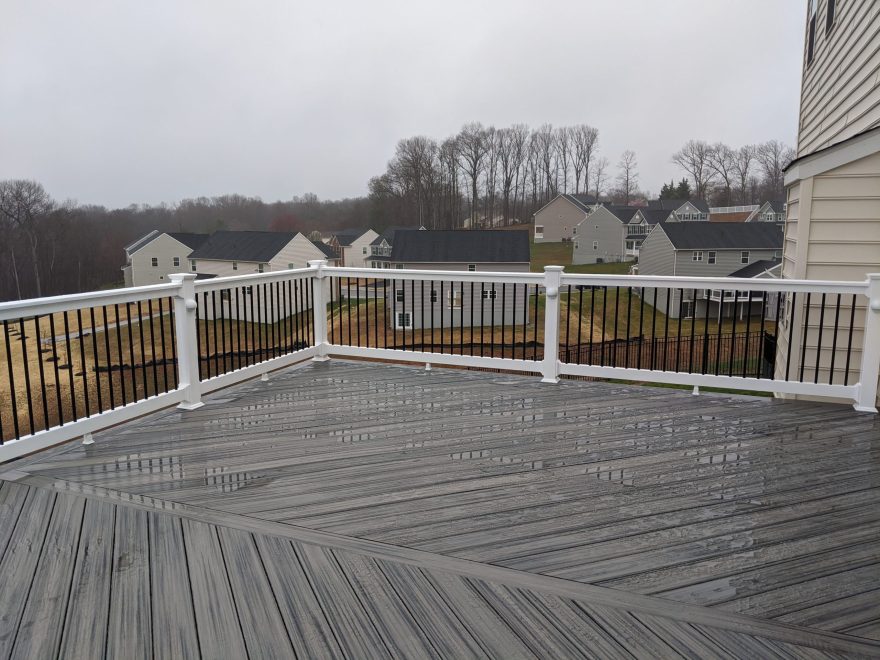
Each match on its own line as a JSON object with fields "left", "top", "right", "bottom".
{"left": 362, "top": 246, "right": 367, "bottom": 254}
{"left": 448, "top": 290, "right": 462, "bottom": 309}
{"left": 592, "top": 241, "right": 598, "bottom": 250}
{"left": 258, "top": 263, "right": 266, "bottom": 273}
{"left": 190, "top": 260, "right": 197, "bottom": 272}
{"left": 243, "top": 286, "right": 253, "bottom": 295}
{"left": 173, "top": 257, "right": 180, "bottom": 267}
{"left": 707, "top": 251, "right": 716, "bottom": 265}
{"left": 232, "top": 262, "right": 238, "bottom": 271}
{"left": 220, "top": 290, "right": 231, "bottom": 301}
{"left": 572, "top": 227, "right": 577, "bottom": 236}
{"left": 692, "top": 251, "right": 703, "bottom": 262}
{"left": 741, "top": 251, "right": 750, "bottom": 264}
{"left": 151, "top": 257, "right": 158, "bottom": 267}
{"left": 430, "top": 290, "right": 438, "bottom": 303}
{"left": 396, "top": 264, "right": 405, "bottom": 269}
{"left": 807, "top": 0, "right": 817, "bottom": 64}
{"left": 481, "top": 289, "right": 497, "bottom": 300}
{"left": 288, "top": 263, "right": 295, "bottom": 269}
{"left": 395, "top": 312, "right": 412, "bottom": 329}
{"left": 395, "top": 289, "right": 404, "bottom": 303}
{"left": 534, "top": 225, "right": 544, "bottom": 238}
{"left": 826, "top": 0, "right": 835, "bottom": 33}
{"left": 467, "top": 264, "right": 476, "bottom": 272}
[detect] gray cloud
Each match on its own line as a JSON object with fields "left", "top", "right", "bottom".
{"left": 0, "top": 0, "right": 804, "bottom": 207}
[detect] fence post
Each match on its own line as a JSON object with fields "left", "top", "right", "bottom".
{"left": 169, "top": 273, "right": 203, "bottom": 410}
{"left": 308, "top": 260, "right": 330, "bottom": 361}
{"left": 541, "top": 266, "right": 564, "bottom": 383}
{"left": 855, "top": 273, "right": 880, "bottom": 413}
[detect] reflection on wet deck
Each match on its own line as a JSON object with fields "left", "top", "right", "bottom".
{"left": 4, "top": 359, "right": 879, "bottom": 657}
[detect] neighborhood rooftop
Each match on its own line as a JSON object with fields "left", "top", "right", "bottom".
{"left": 310, "top": 239, "right": 339, "bottom": 259}
{"left": 187, "top": 230, "right": 298, "bottom": 262}
{"left": 332, "top": 228, "right": 368, "bottom": 245}
{"left": 658, "top": 222, "right": 783, "bottom": 250}
{"left": 730, "top": 258, "right": 782, "bottom": 278}
{"left": 391, "top": 229, "right": 531, "bottom": 263}
{"left": 648, "top": 198, "right": 710, "bottom": 213}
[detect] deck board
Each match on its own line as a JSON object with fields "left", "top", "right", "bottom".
{"left": 2, "top": 360, "right": 879, "bottom": 657}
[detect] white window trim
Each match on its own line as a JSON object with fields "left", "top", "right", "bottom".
{"left": 741, "top": 251, "right": 750, "bottom": 264}
{"left": 467, "top": 264, "right": 476, "bottom": 272}
{"left": 395, "top": 311, "right": 412, "bottom": 329}
{"left": 172, "top": 257, "right": 180, "bottom": 267}
{"left": 692, "top": 251, "right": 704, "bottom": 262}
{"left": 707, "top": 251, "right": 716, "bottom": 265}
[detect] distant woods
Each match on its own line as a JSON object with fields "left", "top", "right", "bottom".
{"left": 0, "top": 127, "right": 794, "bottom": 302}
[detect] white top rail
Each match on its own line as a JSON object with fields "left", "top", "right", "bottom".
{"left": 0, "top": 282, "right": 180, "bottom": 322}
{"left": 324, "top": 266, "right": 545, "bottom": 285}
{"left": 193, "top": 267, "right": 316, "bottom": 293}
{"left": 560, "top": 272, "right": 871, "bottom": 296}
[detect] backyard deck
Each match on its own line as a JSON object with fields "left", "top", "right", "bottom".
{"left": 1, "top": 359, "right": 878, "bottom": 658}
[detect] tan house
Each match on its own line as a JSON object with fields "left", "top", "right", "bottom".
{"left": 532, "top": 194, "right": 598, "bottom": 243}
{"left": 777, "top": 0, "right": 880, "bottom": 406}
{"left": 328, "top": 229, "right": 380, "bottom": 268}
{"left": 122, "top": 231, "right": 209, "bottom": 287}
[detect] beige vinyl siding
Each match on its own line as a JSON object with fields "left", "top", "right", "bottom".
{"left": 778, "top": 150, "right": 880, "bottom": 401}
{"left": 636, "top": 228, "right": 676, "bottom": 276}
{"left": 572, "top": 207, "right": 626, "bottom": 264}
{"left": 341, "top": 230, "right": 379, "bottom": 268}
{"left": 533, "top": 197, "right": 587, "bottom": 243}
{"left": 128, "top": 234, "right": 195, "bottom": 286}
{"left": 798, "top": 0, "right": 880, "bottom": 156}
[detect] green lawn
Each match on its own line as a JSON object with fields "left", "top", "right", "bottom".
{"left": 530, "top": 241, "right": 634, "bottom": 275}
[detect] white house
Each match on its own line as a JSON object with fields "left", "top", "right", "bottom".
{"left": 122, "top": 231, "right": 209, "bottom": 287}
{"left": 188, "top": 231, "right": 338, "bottom": 277}
{"left": 329, "top": 229, "right": 379, "bottom": 268}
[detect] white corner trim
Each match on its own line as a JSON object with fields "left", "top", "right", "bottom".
{"left": 785, "top": 127, "right": 880, "bottom": 185}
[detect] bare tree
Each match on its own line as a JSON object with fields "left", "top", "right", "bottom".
{"left": 593, "top": 157, "right": 609, "bottom": 200}
{"left": 732, "top": 145, "right": 756, "bottom": 204}
{"left": 671, "top": 140, "right": 716, "bottom": 200}
{"left": 497, "top": 125, "right": 528, "bottom": 224}
{"left": 554, "top": 127, "right": 573, "bottom": 194}
{"left": 615, "top": 151, "right": 638, "bottom": 205}
{"left": 0, "top": 179, "right": 54, "bottom": 297}
{"left": 533, "top": 124, "right": 557, "bottom": 205}
{"left": 572, "top": 124, "right": 599, "bottom": 195}
{"left": 456, "top": 123, "right": 488, "bottom": 227}
{"left": 707, "top": 143, "right": 736, "bottom": 205}
{"left": 756, "top": 140, "right": 795, "bottom": 199}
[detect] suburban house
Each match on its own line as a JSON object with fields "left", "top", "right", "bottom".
{"left": 532, "top": 193, "right": 598, "bottom": 243}
{"left": 386, "top": 230, "right": 530, "bottom": 329}
{"left": 755, "top": 200, "right": 786, "bottom": 224}
{"left": 637, "top": 222, "right": 783, "bottom": 319}
{"left": 649, "top": 198, "right": 710, "bottom": 221}
{"left": 121, "top": 231, "right": 209, "bottom": 287}
{"left": 365, "top": 226, "right": 424, "bottom": 268}
{"left": 328, "top": 228, "right": 379, "bottom": 267}
{"left": 571, "top": 205, "right": 636, "bottom": 264}
{"left": 777, "top": 0, "right": 880, "bottom": 404}
{"left": 188, "top": 231, "right": 337, "bottom": 278}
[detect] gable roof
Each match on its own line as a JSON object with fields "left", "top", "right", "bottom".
{"left": 370, "top": 226, "right": 411, "bottom": 245}
{"left": 764, "top": 200, "right": 786, "bottom": 213}
{"left": 562, "top": 194, "right": 599, "bottom": 212}
{"left": 640, "top": 208, "right": 673, "bottom": 225}
{"left": 311, "top": 240, "right": 339, "bottom": 259}
{"left": 604, "top": 206, "right": 641, "bottom": 222}
{"left": 730, "top": 259, "right": 782, "bottom": 278}
{"left": 188, "top": 231, "right": 297, "bottom": 262}
{"left": 332, "top": 229, "right": 368, "bottom": 246}
{"left": 125, "top": 230, "right": 160, "bottom": 254}
{"left": 648, "top": 198, "right": 710, "bottom": 214}
{"left": 166, "top": 233, "right": 210, "bottom": 250}
{"left": 658, "top": 222, "right": 783, "bottom": 250}
{"left": 391, "top": 230, "right": 530, "bottom": 263}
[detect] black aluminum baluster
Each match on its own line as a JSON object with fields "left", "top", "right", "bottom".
{"left": 48, "top": 313, "right": 63, "bottom": 423}
{"left": 814, "top": 293, "right": 827, "bottom": 384}
{"left": 500, "top": 282, "right": 506, "bottom": 358}
{"left": 5, "top": 320, "right": 21, "bottom": 439}
{"left": 532, "top": 283, "right": 538, "bottom": 361}
{"left": 675, "top": 290, "right": 683, "bottom": 373}
{"left": 480, "top": 283, "right": 485, "bottom": 358}
{"left": 785, "top": 292, "right": 797, "bottom": 381}
{"left": 136, "top": 301, "right": 148, "bottom": 396}
{"left": 662, "top": 288, "right": 671, "bottom": 372}
{"left": 611, "top": 286, "right": 619, "bottom": 367}
{"left": 701, "top": 289, "right": 711, "bottom": 375}
{"left": 211, "top": 291, "right": 220, "bottom": 375}
{"left": 346, "top": 277, "right": 352, "bottom": 347}
{"left": 413, "top": 279, "right": 418, "bottom": 352}
{"left": 490, "top": 283, "right": 496, "bottom": 358}
{"left": 714, "top": 292, "right": 724, "bottom": 376}
{"left": 20, "top": 318, "right": 35, "bottom": 433}
{"left": 383, "top": 278, "right": 388, "bottom": 349}
{"left": 588, "top": 286, "right": 595, "bottom": 365}
{"left": 357, "top": 278, "right": 363, "bottom": 348}
{"left": 637, "top": 287, "right": 645, "bottom": 370}
{"left": 62, "top": 312, "right": 77, "bottom": 420}
{"left": 460, "top": 282, "right": 465, "bottom": 357}
{"left": 625, "top": 287, "right": 632, "bottom": 369}
{"left": 169, "top": 299, "right": 179, "bottom": 386}
{"left": 101, "top": 307, "right": 115, "bottom": 408}
{"left": 757, "top": 290, "right": 767, "bottom": 379}
{"left": 729, "top": 291, "right": 738, "bottom": 378}
{"left": 373, "top": 277, "right": 379, "bottom": 350}
{"left": 689, "top": 290, "right": 697, "bottom": 374}
{"left": 520, "top": 283, "right": 527, "bottom": 361}
{"left": 844, "top": 294, "right": 856, "bottom": 386}
{"left": 650, "top": 288, "right": 658, "bottom": 371}
{"left": 32, "top": 315, "right": 50, "bottom": 428}
{"left": 391, "top": 279, "right": 397, "bottom": 349}
{"left": 157, "top": 298, "right": 169, "bottom": 391}
{"left": 328, "top": 276, "right": 336, "bottom": 345}
{"left": 470, "top": 281, "right": 476, "bottom": 357}
{"left": 87, "top": 308, "right": 103, "bottom": 413}
{"left": 576, "top": 285, "right": 584, "bottom": 365}
{"left": 124, "top": 304, "right": 137, "bottom": 399}
{"left": 308, "top": 278, "right": 315, "bottom": 346}
{"left": 202, "top": 292, "right": 212, "bottom": 374}
{"left": 147, "top": 300, "right": 159, "bottom": 392}
{"left": 799, "top": 293, "right": 811, "bottom": 382}
{"left": 742, "top": 291, "right": 754, "bottom": 378}
{"left": 829, "top": 294, "right": 841, "bottom": 385}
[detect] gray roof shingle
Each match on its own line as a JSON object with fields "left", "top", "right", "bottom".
{"left": 562, "top": 194, "right": 599, "bottom": 212}
{"left": 648, "top": 198, "right": 710, "bottom": 213}
{"left": 311, "top": 240, "right": 339, "bottom": 259}
{"left": 188, "top": 231, "right": 297, "bottom": 262}
{"left": 391, "top": 230, "right": 530, "bottom": 263}
{"left": 167, "top": 233, "right": 210, "bottom": 250}
{"left": 332, "top": 229, "right": 368, "bottom": 246}
{"left": 659, "top": 222, "right": 783, "bottom": 250}
{"left": 730, "top": 259, "right": 782, "bottom": 278}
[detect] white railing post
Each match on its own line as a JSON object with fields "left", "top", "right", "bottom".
{"left": 855, "top": 273, "right": 880, "bottom": 413}
{"left": 169, "top": 273, "right": 204, "bottom": 410}
{"left": 541, "top": 266, "right": 564, "bottom": 383}
{"left": 308, "top": 260, "right": 330, "bottom": 361}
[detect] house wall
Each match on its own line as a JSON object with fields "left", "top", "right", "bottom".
{"left": 777, "top": 149, "right": 880, "bottom": 401}
{"left": 342, "top": 230, "right": 379, "bottom": 268}
{"left": 636, "top": 228, "right": 676, "bottom": 276}
{"left": 382, "top": 262, "right": 530, "bottom": 329}
{"left": 572, "top": 207, "right": 626, "bottom": 264}
{"left": 672, "top": 249, "right": 780, "bottom": 278}
{"left": 797, "top": 0, "right": 880, "bottom": 158}
{"left": 128, "top": 234, "right": 196, "bottom": 286}
{"left": 533, "top": 197, "right": 586, "bottom": 243}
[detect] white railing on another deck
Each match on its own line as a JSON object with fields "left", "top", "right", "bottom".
{"left": 1, "top": 260, "right": 878, "bottom": 461}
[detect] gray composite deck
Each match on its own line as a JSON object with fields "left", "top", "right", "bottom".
{"left": 1, "top": 359, "right": 879, "bottom": 658}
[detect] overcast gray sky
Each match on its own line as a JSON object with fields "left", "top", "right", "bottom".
{"left": 1, "top": 0, "right": 806, "bottom": 208}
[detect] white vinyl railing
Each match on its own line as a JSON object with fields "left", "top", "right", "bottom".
{"left": 1, "top": 260, "right": 878, "bottom": 462}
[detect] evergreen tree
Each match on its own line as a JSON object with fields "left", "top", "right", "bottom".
{"left": 675, "top": 178, "right": 692, "bottom": 199}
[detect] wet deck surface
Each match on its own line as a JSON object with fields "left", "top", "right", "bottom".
{"left": 2, "top": 360, "right": 879, "bottom": 658}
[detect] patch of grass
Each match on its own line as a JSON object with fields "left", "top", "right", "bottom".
{"left": 530, "top": 241, "right": 572, "bottom": 271}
